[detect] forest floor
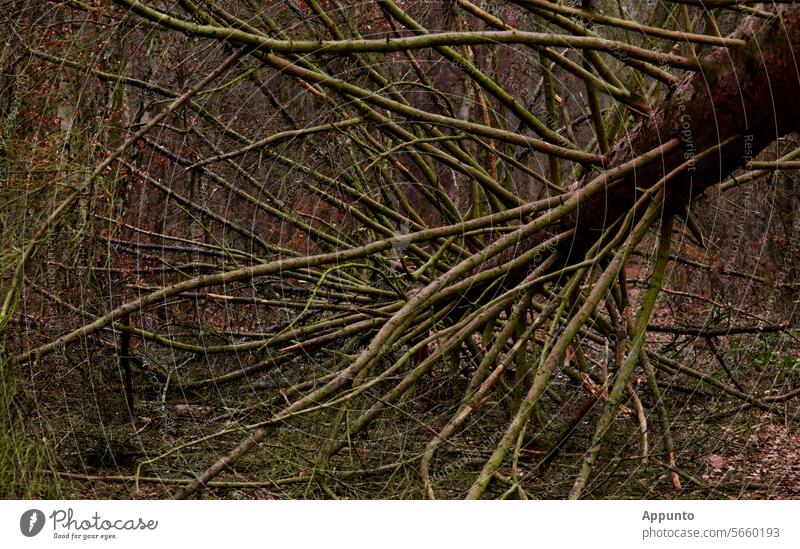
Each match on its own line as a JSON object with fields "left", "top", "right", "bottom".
{"left": 29, "top": 333, "right": 799, "bottom": 500}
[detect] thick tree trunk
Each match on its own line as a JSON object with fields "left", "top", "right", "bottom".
{"left": 567, "top": 6, "right": 800, "bottom": 256}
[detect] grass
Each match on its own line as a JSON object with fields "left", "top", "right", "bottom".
{"left": 0, "top": 346, "right": 60, "bottom": 499}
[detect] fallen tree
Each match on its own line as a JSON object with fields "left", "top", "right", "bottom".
{"left": 3, "top": 0, "right": 800, "bottom": 499}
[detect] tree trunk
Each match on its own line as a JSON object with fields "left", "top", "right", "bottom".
{"left": 568, "top": 6, "right": 800, "bottom": 257}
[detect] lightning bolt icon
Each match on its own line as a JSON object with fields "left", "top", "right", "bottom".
{"left": 28, "top": 511, "right": 38, "bottom": 534}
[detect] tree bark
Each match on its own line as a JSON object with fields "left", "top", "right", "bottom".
{"left": 567, "top": 6, "right": 800, "bottom": 257}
